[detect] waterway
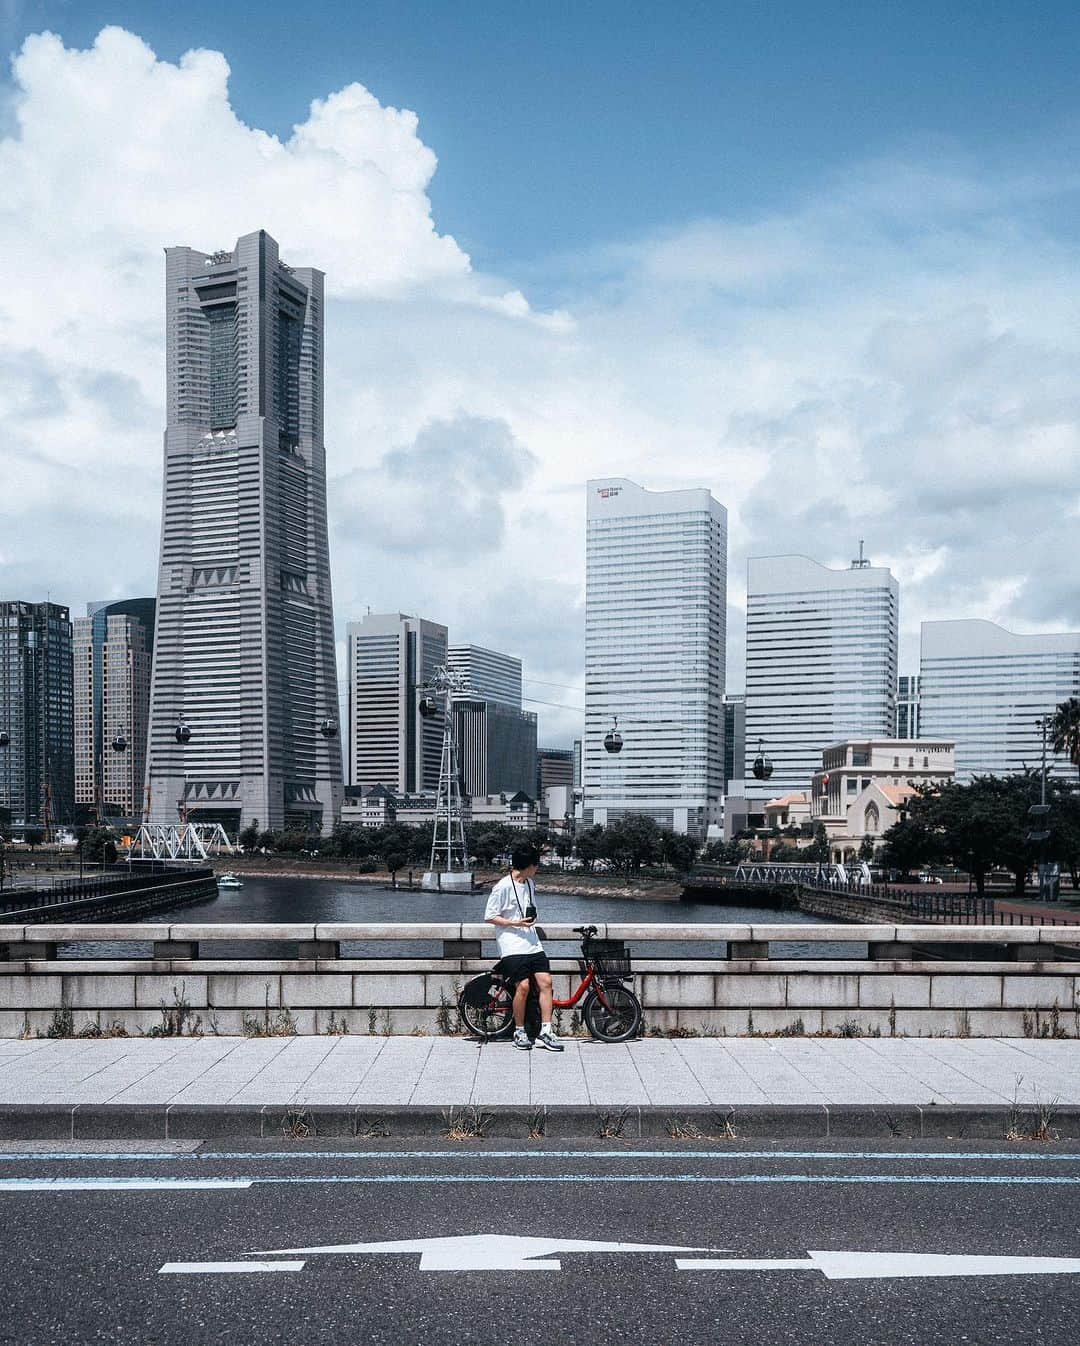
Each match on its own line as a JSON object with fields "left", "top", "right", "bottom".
{"left": 64, "top": 875, "right": 863, "bottom": 959}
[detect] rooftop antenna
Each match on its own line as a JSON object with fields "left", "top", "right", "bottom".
{"left": 851, "top": 539, "right": 870, "bottom": 570}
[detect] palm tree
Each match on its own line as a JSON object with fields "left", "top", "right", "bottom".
{"left": 1049, "top": 696, "right": 1080, "bottom": 785}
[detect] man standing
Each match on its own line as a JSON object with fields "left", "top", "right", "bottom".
{"left": 484, "top": 843, "right": 564, "bottom": 1052}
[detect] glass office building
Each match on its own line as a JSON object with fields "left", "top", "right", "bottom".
{"left": 744, "top": 554, "right": 898, "bottom": 802}
{"left": 584, "top": 477, "right": 727, "bottom": 838}
{"left": 347, "top": 613, "right": 447, "bottom": 792}
{"left": 896, "top": 674, "right": 921, "bottom": 739}
{"left": 74, "top": 599, "right": 155, "bottom": 821}
{"left": 919, "top": 619, "right": 1080, "bottom": 781}
{"left": 0, "top": 600, "right": 74, "bottom": 835}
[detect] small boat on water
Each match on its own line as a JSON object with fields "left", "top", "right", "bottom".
{"left": 216, "top": 873, "right": 244, "bottom": 888}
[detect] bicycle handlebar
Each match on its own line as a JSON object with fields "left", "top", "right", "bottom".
{"left": 572, "top": 925, "right": 599, "bottom": 937}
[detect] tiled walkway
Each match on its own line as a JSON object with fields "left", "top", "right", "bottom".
{"left": 1, "top": 1035, "right": 1077, "bottom": 1108}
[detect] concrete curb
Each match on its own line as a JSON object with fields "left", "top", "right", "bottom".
{"left": 1, "top": 1102, "right": 1078, "bottom": 1141}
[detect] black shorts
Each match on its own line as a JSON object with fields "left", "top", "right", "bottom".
{"left": 498, "top": 951, "right": 550, "bottom": 985}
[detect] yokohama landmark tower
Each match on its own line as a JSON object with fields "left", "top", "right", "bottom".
{"left": 144, "top": 230, "right": 343, "bottom": 834}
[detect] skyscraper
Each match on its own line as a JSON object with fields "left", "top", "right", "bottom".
{"left": 74, "top": 599, "right": 155, "bottom": 821}
{"left": 536, "top": 747, "right": 575, "bottom": 798}
{"left": 455, "top": 700, "right": 538, "bottom": 797}
{"left": 723, "top": 692, "right": 746, "bottom": 794}
{"left": 744, "top": 554, "right": 898, "bottom": 802}
{"left": 0, "top": 601, "right": 74, "bottom": 836}
{"left": 584, "top": 477, "right": 727, "bottom": 837}
{"left": 896, "top": 674, "right": 921, "bottom": 739}
{"left": 920, "top": 619, "right": 1080, "bottom": 781}
{"left": 144, "top": 231, "right": 342, "bottom": 835}
{"left": 446, "top": 645, "right": 522, "bottom": 708}
{"left": 445, "top": 642, "right": 535, "bottom": 795}
{"left": 347, "top": 613, "right": 448, "bottom": 791}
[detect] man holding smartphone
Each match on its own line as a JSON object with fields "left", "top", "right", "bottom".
{"left": 484, "top": 842, "right": 564, "bottom": 1052}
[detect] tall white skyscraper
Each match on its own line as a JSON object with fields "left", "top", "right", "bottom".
{"left": 584, "top": 477, "right": 727, "bottom": 837}
{"left": 347, "top": 613, "right": 447, "bottom": 791}
{"left": 446, "top": 645, "right": 522, "bottom": 708}
{"left": 744, "top": 554, "right": 898, "bottom": 802}
{"left": 920, "top": 619, "right": 1080, "bottom": 781}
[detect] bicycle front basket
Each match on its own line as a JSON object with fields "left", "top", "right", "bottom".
{"left": 590, "top": 939, "right": 631, "bottom": 976}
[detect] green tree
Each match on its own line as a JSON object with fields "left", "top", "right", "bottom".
{"left": 601, "top": 815, "right": 662, "bottom": 879}
{"left": 858, "top": 834, "right": 876, "bottom": 862}
{"left": 276, "top": 829, "right": 311, "bottom": 854}
{"left": 705, "top": 838, "right": 750, "bottom": 864}
{"left": 806, "top": 822, "right": 830, "bottom": 864}
{"left": 239, "top": 819, "right": 259, "bottom": 852}
{"left": 880, "top": 816, "right": 938, "bottom": 876}
{"left": 467, "top": 823, "right": 510, "bottom": 867}
{"left": 660, "top": 830, "right": 698, "bottom": 873}
{"left": 1049, "top": 783, "right": 1080, "bottom": 891}
{"left": 78, "top": 825, "right": 119, "bottom": 866}
{"left": 885, "top": 774, "right": 1040, "bottom": 895}
{"left": 1049, "top": 697, "right": 1080, "bottom": 785}
{"left": 23, "top": 827, "right": 43, "bottom": 851}
{"left": 574, "top": 824, "right": 605, "bottom": 873}
{"left": 378, "top": 823, "right": 422, "bottom": 871}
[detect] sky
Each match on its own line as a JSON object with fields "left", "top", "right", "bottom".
{"left": 1, "top": 2, "right": 1080, "bottom": 745}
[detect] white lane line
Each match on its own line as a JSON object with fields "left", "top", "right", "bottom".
{"left": 678, "top": 1251, "right": 1080, "bottom": 1279}
{"left": 4, "top": 1149, "right": 1080, "bottom": 1163}
{"left": 159, "top": 1261, "right": 305, "bottom": 1274}
{"left": 0, "top": 1178, "right": 252, "bottom": 1191}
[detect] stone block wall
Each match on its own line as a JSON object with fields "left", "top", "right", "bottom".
{"left": 1, "top": 959, "right": 1078, "bottom": 1040}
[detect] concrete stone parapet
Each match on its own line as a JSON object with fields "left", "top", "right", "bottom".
{"left": 4, "top": 920, "right": 1080, "bottom": 949}
{"left": 2, "top": 921, "right": 1079, "bottom": 1039}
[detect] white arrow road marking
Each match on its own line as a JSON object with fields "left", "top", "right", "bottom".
{"left": 257, "top": 1234, "right": 717, "bottom": 1271}
{"left": 0, "top": 1178, "right": 252, "bottom": 1191}
{"left": 160, "top": 1262, "right": 306, "bottom": 1275}
{"left": 677, "top": 1251, "right": 1080, "bottom": 1279}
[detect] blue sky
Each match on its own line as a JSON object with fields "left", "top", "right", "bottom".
{"left": 2, "top": 4, "right": 1079, "bottom": 744}
{"left": 9, "top": 1, "right": 1080, "bottom": 278}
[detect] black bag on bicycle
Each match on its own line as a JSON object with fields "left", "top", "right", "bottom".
{"left": 461, "top": 973, "right": 500, "bottom": 1008}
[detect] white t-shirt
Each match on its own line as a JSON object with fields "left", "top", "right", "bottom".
{"left": 484, "top": 874, "right": 543, "bottom": 958}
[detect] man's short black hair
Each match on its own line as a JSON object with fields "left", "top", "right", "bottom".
{"left": 511, "top": 843, "right": 541, "bottom": 871}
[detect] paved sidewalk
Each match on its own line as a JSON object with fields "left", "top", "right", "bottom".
{"left": 2, "top": 1035, "right": 1078, "bottom": 1109}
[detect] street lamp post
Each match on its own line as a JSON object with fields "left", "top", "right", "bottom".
{"left": 1028, "top": 716, "right": 1056, "bottom": 903}
{"left": 0, "top": 729, "right": 8, "bottom": 890}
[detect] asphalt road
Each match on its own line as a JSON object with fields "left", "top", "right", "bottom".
{"left": 3, "top": 1138, "right": 1080, "bottom": 1344}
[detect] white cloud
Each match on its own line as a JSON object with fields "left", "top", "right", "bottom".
{"left": 2, "top": 25, "right": 1079, "bottom": 747}
{"left": 336, "top": 415, "right": 537, "bottom": 554}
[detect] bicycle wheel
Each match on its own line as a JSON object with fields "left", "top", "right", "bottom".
{"left": 583, "top": 984, "right": 642, "bottom": 1043}
{"left": 459, "top": 985, "right": 515, "bottom": 1041}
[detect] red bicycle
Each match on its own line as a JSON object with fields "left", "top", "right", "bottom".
{"left": 459, "top": 925, "right": 642, "bottom": 1043}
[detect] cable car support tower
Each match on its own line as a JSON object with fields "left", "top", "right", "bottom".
{"left": 420, "top": 667, "right": 474, "bottom": 893}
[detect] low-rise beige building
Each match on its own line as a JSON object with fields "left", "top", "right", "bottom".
{"left": 810, "top": 738, "right": 955, "bottom": 861}
{"left": 762, "top": 792, "right": 811, "bottom": 830}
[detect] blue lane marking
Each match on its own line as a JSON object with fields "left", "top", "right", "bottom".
{"left": 4, "top": 1150, "right": 1080, "bottom": 1164}
{"left": 3, "top": 1173, "right": 1080, "bottom": 1187}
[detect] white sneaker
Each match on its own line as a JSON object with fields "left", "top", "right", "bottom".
{"left": 535, "top": 1028, "right": 564, "bottom": 1053}
{"left": 513, "top": 1027, "right": 532, "bottom": 1051}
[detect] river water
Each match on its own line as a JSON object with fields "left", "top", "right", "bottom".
{"left": 64, "top": 875, "right": 864, "bottom": 960}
